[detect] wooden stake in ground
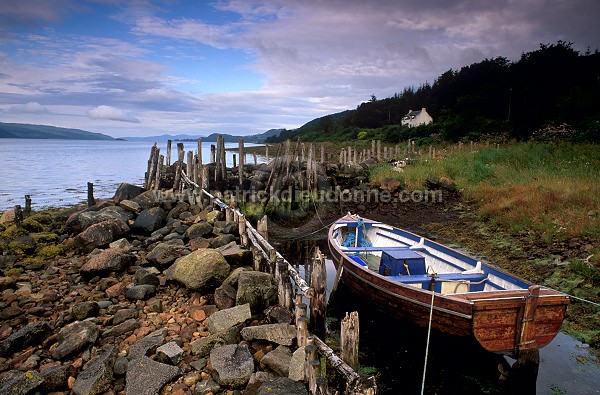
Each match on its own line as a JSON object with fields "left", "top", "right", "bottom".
{"left": 310, "top": 247, "right": 327, "bottom": 339}
{"left": 166, "top": 139, "right": 172, "bottom": 167}
{"left": 341, "top": 311, "right": 360, "bottom": 371}
{"left": 87, "top": 182, "right": 95, "bottom": 207}
{"left": 24, "top": 195, "right": 31, "bottom": 217}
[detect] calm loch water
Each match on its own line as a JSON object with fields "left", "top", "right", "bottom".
{"left": 0, "top": 139, "right": 261, "bottom": 211}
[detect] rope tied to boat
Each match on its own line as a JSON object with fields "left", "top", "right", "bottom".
{"left": 421, "top": 290, "right": 435, "bottom": 395}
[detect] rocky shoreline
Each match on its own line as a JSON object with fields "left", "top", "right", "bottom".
{"left": 0, "top": 183, "right": 312, "bottom": 395}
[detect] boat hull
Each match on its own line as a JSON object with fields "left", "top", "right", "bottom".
{"left": 328, "top": 215, "right": 569, "bottom": 357}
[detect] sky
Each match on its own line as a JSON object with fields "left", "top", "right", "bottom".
{"left": 0, "top": 0, "right": 598, "bottom": 138}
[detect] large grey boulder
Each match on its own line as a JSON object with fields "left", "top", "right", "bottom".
{"left": 71, "top": 301, "right": 101, "bottom": 321}
{"left": 125, "top": 356, "right": 181, "bottom": 395}
{"left": 146, "top": 242, "right": 186, "bottom": 267}
{"left": 78, "top": 206, "right": 135, "bottom": 231}
{"left": 0, "top": 321, "right": 50, "bottom": 357}
{"left": 206, "top": 304, "right": 251, "bottom": 334}
{"left": 236, "top": 271, "right": 278, "bottom": 314}
{"left": 72, "top": 346, "right": 117, "bottom": 395}
{"left": 210, "top": 344, "right": 254, "bottom": 388}
{"left": 210, "top": 234, "right": 236, "bottom": 248}
{"left": 80, "top": 248, "right": 135, "bottom": 276}
{"left": 172, "top": 249, "right": 230, "bottom": 292}
{"left": 52, "top": 320, "right": 99, "bottom": 360}
{"left": 128, "top": 329, "right": 167, "bottom": 360}
{"left": 73, "top": 218, "right": 129, "bottom": 252}
{"left": 190, "top": 325, "right": 242, "bottom": 358}
{"left": 131, "top": 190, "right": 158, "bottom": 210}
{"left": 132, "top": 207, "right": 166, "bottom": 233}
{"left": 218, "top": 243, "right": 251, "bottom": 267}
{"left": 260, "top": 345, "right": 292, "bottom": 377}
{"left": 240, "top": 324, "right": 297, "bottom": 346}
{"left": 288, "top": 347, "right": 306, "bottom": 381}
{"left": 185, "top": 221, "right": 213, "bottom": 239}
{"left": 113, "top": 182, "right": 145, "bottom": 203}
{"left": 0, "top": 370, "right": 44, "bottom": 395}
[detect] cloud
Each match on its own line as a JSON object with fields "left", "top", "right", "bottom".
{"left": 87, "top": 105, "right": 140, "bottom": 123}
{"left": 10, "top": 101, "right": 49, "bottom": 113}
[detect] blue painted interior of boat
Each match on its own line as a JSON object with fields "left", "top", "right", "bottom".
{"left": 379, "top": 249, "right": 426, "bottom": 276}
{"left": 348, "top": 254, "right": 369, "bottom": 267}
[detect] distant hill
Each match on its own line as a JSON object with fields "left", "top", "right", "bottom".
{"left": 122, "top": 128, "right": 285, "bottom": 144}
{"left": 0, "top": 122, "right": 115, "bottom": 140}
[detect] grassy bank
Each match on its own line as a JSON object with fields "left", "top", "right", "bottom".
{"left": 400, "top": 142, "right": 600, "bottom": 243}
{"left": 373, "top": 141, "right": 600, "bottom": 344}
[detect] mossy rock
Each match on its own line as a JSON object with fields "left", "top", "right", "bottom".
{"left": 37, "top": 244, "right": 67, "bottom": 259}
{"left": 5, "top": 267, "right": 24, "bottom": 276}
{"left": 21, "top": 218, "right": 45, "bottom": 233}
{"left": 1, "top": 224, "right": 28, "bottom": 240}
{"left": 7, "top": 235, "right": 37, "bottom": 255}
{"left": 33, "top": 232, "right": 60, "bottom": 244}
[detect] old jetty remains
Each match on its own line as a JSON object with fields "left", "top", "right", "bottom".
{"left": 142, "top": 138, "right": 379, "bottom": 394}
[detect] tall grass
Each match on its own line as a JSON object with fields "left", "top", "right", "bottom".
{"left": 402, "top": 142, "right": 600, "bottom": 241}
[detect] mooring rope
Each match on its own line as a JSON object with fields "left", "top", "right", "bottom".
{"left": 541, "top": 286, "right": 600, "bottom": 307}
{"left": 421, "top": 290, "right": 435, "bottom": 395}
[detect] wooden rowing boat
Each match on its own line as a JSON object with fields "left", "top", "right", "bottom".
{"left": 328, "top": 213, "right": 570, "bottom": 358}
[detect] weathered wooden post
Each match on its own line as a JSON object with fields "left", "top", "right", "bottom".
{"left": 296, "top": 302, "right": 308, "bottom": 347}
{"left": 186, "top": 151, "right": 193, "bottom": 182}
{"left": 166, "top": 139, "right": 172, "bottom": 167}
{"left": 225, "top": 207, "right": 233, "bottom": 223}
{"left": 268, "top": 249, "right": 277, "bottom": 276}
{"left": 305, "top": 336, "right": 320, "bottom": 395}
{"left": 238, "top": 213, "right": 248, "bottom": 247}
{"left": 310, "top": 247, "right": 327, "bottom": 339}
{"left": 253, "top": 152, "right": 257, "bottom": 166}
{"left": 177, "top": 142, "right": 185, "bottom": 162}
{"left": 238, "top": 138, "right": 244, "bottom": 188}
{"left": 276, "top": 258, "right": 293, "bottom": 308}
{"left": 320, "top": 144, "right": 325, "bottom": 163}
{"left": 87, "top": 182, "right": 95, "bottom": 207}
{"left": 24, "top": 195, "right": 31, "bottom": 217}
{"left": 251, "top": 245, "right": 263, "bottom": 272}
{"left": 341, "top": 311, "right": 360, "bottom": 371}
{"left": 14, "top": 205, "right": 23, "bottom": 228}
{"left": 199, "top": 165, "right": 209, "bottom": 207}
{"left": 197, "top": 138, "right": 202, "bottom": 165}
{"left": 155, "top": 154, "right": 164, "bottom": 190}
{"left": 257, "top": 215, "right": 268, "bottom": 242}
{"left": 173, "top": 161, "right": 182, "bottom": 192}
{"left": 233, "top": 154, "right": 237, "bottom": 169}
{"left": 210, "top": 144, "right": 216, "bottom": 163}
{"left": 145, "top": 143, "right": 156, "bottom": 189}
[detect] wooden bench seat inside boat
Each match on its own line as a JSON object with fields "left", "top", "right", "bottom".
{"left": 388, "top": 272, "right": 488, "bottom": 293}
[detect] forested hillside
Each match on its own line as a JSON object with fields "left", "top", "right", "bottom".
{"left": 268, "top": 42, "right": 600, "bottom": 144}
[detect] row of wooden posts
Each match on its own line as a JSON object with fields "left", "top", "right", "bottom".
{"left": 203, "top": 188, "right": 377, "bottom": 395}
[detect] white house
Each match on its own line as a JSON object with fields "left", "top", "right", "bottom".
{"left": 401, "top": 107, "right": 433, "bottom": 127}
